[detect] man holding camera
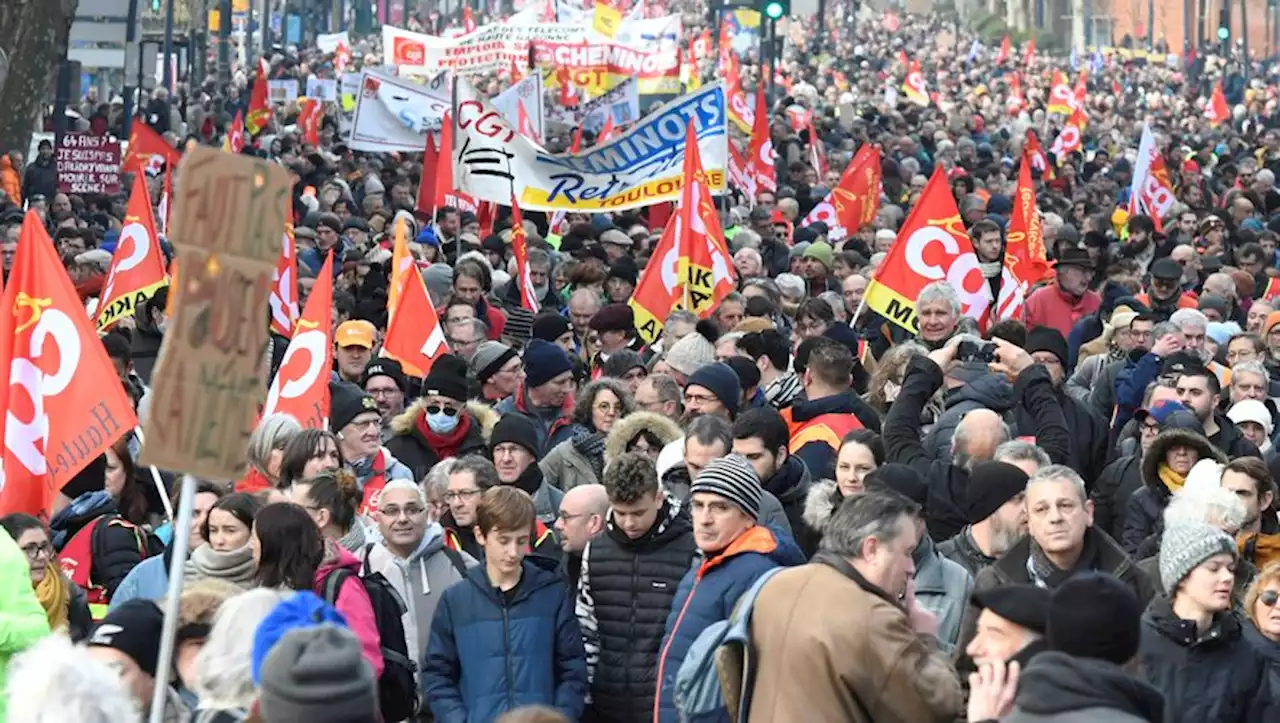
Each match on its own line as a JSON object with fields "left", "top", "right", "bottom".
{"left": 883, "top": 336, "right": 1071, "bottom": 541}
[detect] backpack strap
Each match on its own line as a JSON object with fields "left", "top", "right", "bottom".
{"left": 441, "top": 546, "right": 469, "bottom": 579}
{"left": 323, "top": 568, "right": 353, "bottom": 606}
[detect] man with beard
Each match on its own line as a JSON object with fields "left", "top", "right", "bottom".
{"left": 970, "top": 219, "right": 1005, "bottom": 303}
{"left": 1139, "top": 258, "right": 1199, "bottom": 322}
{"left": 1025, "top": 249, "right": 1101, "bottom": 339}
{"left": 939, "top": 460, "right": 1033, "bottom": 576}
{"left": 1174, "top": 364, "right": 1261, "bottom": 459}
{"left": 1116, "top": 214, "right": 1159, "bottom": 275}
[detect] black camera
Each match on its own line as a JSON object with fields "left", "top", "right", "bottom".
{"left": 955, "top": 340, "right": 996, "bottom": 364}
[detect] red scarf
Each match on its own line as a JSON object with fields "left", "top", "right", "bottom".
{"left": 416, "top": 410, "right": 472, "bottom": 461}
{"left": 235, "top": 468, "right": 273, "bottom": 494}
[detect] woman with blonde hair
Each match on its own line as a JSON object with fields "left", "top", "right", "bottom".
{"left": 1243, "top": 562, "right": 1280, "bottom": 663}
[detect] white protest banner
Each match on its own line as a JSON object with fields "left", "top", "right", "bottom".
{"left": 382, "top": 22, "right": 580, "bottom": 76}
{"left": 306, "top": 77, "right": 339, "bottom": 101}
{"left": 547, "top": 77, "right": 640, "bottom": 132}
{"left": 491, "top": 74, "right": 545, "bottom": 143}
{"left": 347, "top": 68, "right": 450, "bottom": 152}
{"left": 316, "top": 31, "right": 349, "bottom": 53}
{"left": 267, "top": 79, "right": 298, "bottom": 104}
{"left": 454, "top": 79, "right": 727, "bottom": 212}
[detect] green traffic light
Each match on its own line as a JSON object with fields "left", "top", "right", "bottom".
{"left": 764, "top": 1, "right": 785, "bottom": 19}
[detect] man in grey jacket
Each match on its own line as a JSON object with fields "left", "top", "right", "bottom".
{"left": 367, "top": 479, "right": 478, "bottom": 672}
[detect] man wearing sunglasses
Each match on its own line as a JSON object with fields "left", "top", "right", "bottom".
{"left": 387, "top": 355, "right": 491, "bottom": 483}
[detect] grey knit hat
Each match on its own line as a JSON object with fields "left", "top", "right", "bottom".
{"left": 1158, "top": 523, "right": 1237, "bottom": 594}
{"left": 470, "top": 340, "right": 518, "bottom": 384}
{"left": 259, "top": 624, "right": 379, "bottom": 723}
{"left": 663, "top": 330, "right": 715, "bottom": 378}
{"left": 689, "top": 453, "right": 763, "bottom": 521}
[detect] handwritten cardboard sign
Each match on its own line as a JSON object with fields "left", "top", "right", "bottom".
{"left": 139, "top": 147, "right": 289, "bottom": 479}
{"left": 56, "top": 133, "right": 122, "bottom": 195}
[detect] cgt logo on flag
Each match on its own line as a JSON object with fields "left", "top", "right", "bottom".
{"left": 393, "top": 37, "right": 426, "bottom": 65}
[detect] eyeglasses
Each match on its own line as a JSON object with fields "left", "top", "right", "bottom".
{"left": 426, "top": 404, "right": 460, "bottom": 417}
{"left": 20, "top": 542, "right": 53, "bottom": 560}
{"left": 557, "top": 511, "right": 593, "bottom": 523}
{"left": 1262, "top": 589, "right": 1279, "bottom": 607}
{"left": 381, "top": 505, "right": 426, "bottom": 519}
{"left": 684, "top": 392, "right": 719, "bottom": 405}
{"left": 594, "top": 402, "right": 623, "bottom": 413}
{"left": 444, "top": 489, "right": 482, "bottom": 502}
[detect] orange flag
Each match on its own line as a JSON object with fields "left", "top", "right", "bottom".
{"left": 246, "top": 58, "right": 272, "bottom": 136}
{"left": 1004, "top": 153, "right": 1050, "bottom": 301}
{"left": 383, "top": 220, "right": 426, "bottom": 377}
{"left": 97, "top": 163, "right": 169, "bottom": 330}
{"left": 629, "top": 122, "right": 735, "bottom": 343}
{"left": 263, "top": 251, "right": 334, "bottom": 429}
{"left": 0, "top": 212, "right": 138, "bottom": 518}
{"left": 864, "top": 167, "right": 992, "bottom": 334}
{"left": 123, "top": 122, "right": 180, "bottom": 175}
{"left": 269, "top": 199, "right": 299, "bottom": 338}
{"left": 463, "top": 6, "right": 477, "bottom": 33}
{"left": 1206, "top": 82, "right": 1230, "bottom": 127}
{"left": 1023, "top": 37, "right": 1036, "bottom": 65}
{"left": 746, "top": 84, "right": 776, "bottom": 195}
{"left": 997, "top": 35, "right": 1011, "bottom": 62}
{"left": 511, "top": 195, "right": 539, "bottom": 312}
{"left": 383, "top": 257, "right": 451, "bottom": 375}
{"left": 902, "top": 61, "right": 929, "bottom": 106}
{"left": 799, "top": 144, "right": 882, "bottom": 242}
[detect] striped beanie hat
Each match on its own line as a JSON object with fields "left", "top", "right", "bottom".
{"left": 689, "top": 453, "right": 763, "bottom": 521}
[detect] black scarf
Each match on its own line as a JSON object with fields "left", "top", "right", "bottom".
{"left": 1028, "top": 530, "right": 1101, "bottom": 589}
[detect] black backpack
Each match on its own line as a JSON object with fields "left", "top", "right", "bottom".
{"left": 323, "top": 550, "right": 420, "bottom": 723}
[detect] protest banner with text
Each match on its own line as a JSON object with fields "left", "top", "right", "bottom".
{"left": 57, "top": 133, "right": 121, "bottom": 195}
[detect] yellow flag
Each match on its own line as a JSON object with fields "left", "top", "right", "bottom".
{"left": 593, "top": 1, "right": 622, "bottom": 38}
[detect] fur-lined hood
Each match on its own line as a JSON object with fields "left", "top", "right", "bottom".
{"left": 1140, "top": 427, "right": 1225, "bottom": 492}
{"left": 802, "top": 478, "right": 842, "bottom": 535}
{"left": 603, "top": 411, "right": 683, "bottom": 465}
{"left": 389, "top": 398, "right": 500, "bottom": 440}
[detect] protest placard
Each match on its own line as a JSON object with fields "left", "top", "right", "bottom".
{"left": 306, "top": 77, "right": 339, "bottom": 102}
{"left": 348, "top": 68, "right": 451, "bottom": 152}
{"left": 139, "top": 148, "right": 290, "bottom": 480}
{"left": 267, "top": 79, "right": 299, "bottom": 104}
{"left": 56, "top": 133, "right": 122, "bottom": 195}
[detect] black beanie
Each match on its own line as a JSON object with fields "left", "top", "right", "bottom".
{"left": 490, "top": 413, "right": 540, "bottom": 457}
{"left": 964, "top": 461, "right": 1031, "bottom": 523}
{"left": 329, "top": 382, "right": 378, "bottom": 433}
{"left": 863, "top": 463, "right": 929, "bottom": 508}
{"left": 88, "top": 600, "right": 165, "bottom": 677}
{"left": 1047, "top": 572, "right": 1142, "bottom": 665}
{"left": 1025, "top": 326, "right": 1068, "bottom": 366}
{"left": 421, "top": 354, "right": 468, "bottom": 401}
{"left": 532, "top": 314, "right": 572, "bottom": 342}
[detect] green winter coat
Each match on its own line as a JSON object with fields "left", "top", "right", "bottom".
{"left": 0, "top": 527, "right": 51, "bottom": 722}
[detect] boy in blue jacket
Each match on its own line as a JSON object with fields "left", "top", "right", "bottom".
{"left": 422, "top": 485, "right": 587, "bottom": 722}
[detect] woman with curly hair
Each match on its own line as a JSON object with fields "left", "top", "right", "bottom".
{"left": 541, "top": 379, "right": 633, "bottom": 491}
{"left": 864, "top": 340, "right": 929, "bottom": 415}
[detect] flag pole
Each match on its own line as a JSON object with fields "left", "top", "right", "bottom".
{"left": 147, "top": 473, "right": 198, "bottom": 723}
{"left": 133, "top": 426, "right": 174, "bottom": 520}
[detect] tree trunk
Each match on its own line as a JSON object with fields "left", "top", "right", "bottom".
{"left": 0, "top": 0, "right": 78, "bottom": 157}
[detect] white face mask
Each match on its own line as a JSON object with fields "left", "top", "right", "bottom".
{"left": 426, "top": 411, "right": 459, "bottom": 434}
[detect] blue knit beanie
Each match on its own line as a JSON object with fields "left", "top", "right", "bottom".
{"left": 252, "top": 591, "right": 348, "bottom": 685}
{"left": 523, "top": 339, "right": 574, "bottom": 388}
{"left": 686, "top": 362, "right": 742, "bottom": 417}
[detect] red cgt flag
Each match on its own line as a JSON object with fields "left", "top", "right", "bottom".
{"left": 383, "top": 254, "right": 451, "bottom": 374}
{"left": 124, "top": 122, "right": 180, "bottom": 176}
{"left": 629, "top": 122, "right": 736, "bottom": 343}
{"left": 997, "top": 35, "right": 1011, "bottom": 63}
{"left": 746, "top": 84, "right": 776, "bottom": 196}
{"left": 863, "top": 167, "right": 993, "bottom": 334}
{"left": 97, "top": 162, "right": 169, "bottom": 331}
{"left": 800, "top": 144, "right": 882, "bottom": 242}
{"left": 226, "top": 111, "right": 246, "bottom": 153}
{"left": 263, "top": 251, "right": 334, "bottom": 429}
{"left": 462, "top": 6, "right": 477, "bottom": 33}
{"left": 297, "top": 98, "right": 322, "bottom": 146}
{"left": 269, "top": 197, "right": 299, "bottom": 337}
{"left": 415, "top": 132, "right": 440, "bottom": 219}
{"left": 434, "top": 113, "right": 478, "bottom": 214}
{"left": 510, "top": 195, "right": 540, "bottom": 312}
{"left": 246, "top": 58, "right": 272, "bottom": 136}
{"left": 0, "top": 212, "right": 138, "bottom": 518}
{"left": 1206, "top": 82, "right": 1230, "bottom": 127}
